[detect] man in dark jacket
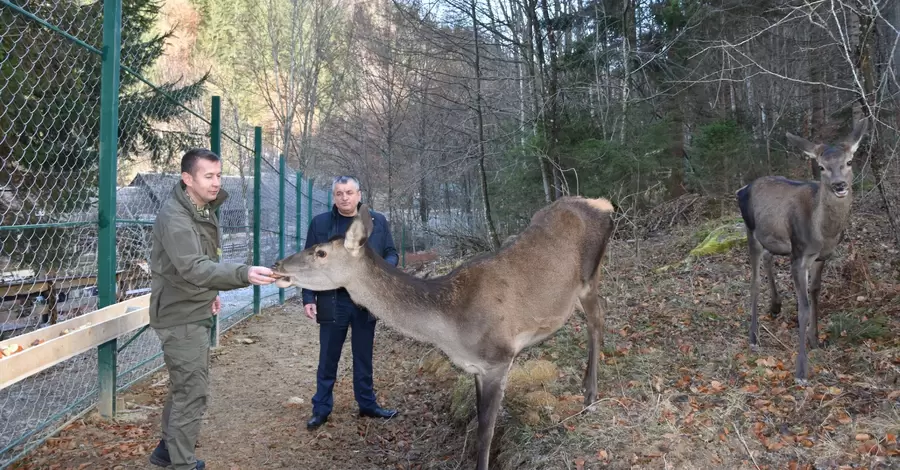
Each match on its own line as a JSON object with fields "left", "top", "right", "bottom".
{"left": 302, "top": 175, "right": 400, "bottom": 430}
{"left": 148, "top": 148, "right": 277, "bottom": 470}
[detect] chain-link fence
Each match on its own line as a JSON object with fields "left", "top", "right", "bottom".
{"left": 0, "top": 1, "right": 328, "bottom": 466}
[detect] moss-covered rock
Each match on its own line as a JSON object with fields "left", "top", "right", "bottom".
{"left": 689, "top": 222, "right": 747, "bottom": 256}
{"left": 653, "top": 221, "right": 747, "bottom": 273}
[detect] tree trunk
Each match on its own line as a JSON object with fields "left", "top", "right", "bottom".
{"left": 525, "top": 0, "right": 553, "bottom": 202}
{"left": 540, "top": 0, "right": 563, "bottom": 199}
{"left": 472, "top": 0, "right": 500, "bottom": 250}
{"left": 619, "top": 0, "right": 635, "bottom": 143}
{"left": 858, "top": 6, "right": 900, "bottom": 246}
{"left": 514, "top": 0, "right": 549, "bottom": 202}
{"left": 809, "top": 26, "right": 825, "bottom": 180}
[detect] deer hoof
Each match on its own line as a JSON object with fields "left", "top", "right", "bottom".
{"left": 749, "top": 343, "right": 760, "bottom": 354}
{"left": 583, "top": 391, "right": 597, "bottom": 407}
{"left": 769, "top": 302, "right": 781, "bottom": 316}
{"left": 794, "top": 377, "right": 809, "bottom": 387}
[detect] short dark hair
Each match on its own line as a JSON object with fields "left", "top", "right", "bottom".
{"left": 181, "top": 148, "right": 220, "bottom": 175}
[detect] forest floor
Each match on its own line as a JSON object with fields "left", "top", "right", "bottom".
{"left": 11, "top": 195, "right": 900, "bottom": 470}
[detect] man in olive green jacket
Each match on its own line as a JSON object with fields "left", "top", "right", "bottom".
{"left": 148, "top": 148, "right": 277, "bottom": 470}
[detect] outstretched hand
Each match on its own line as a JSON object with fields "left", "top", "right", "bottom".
{"left": 248, "top": 266, "right": 278, "bottom": 285}
{"left": 211, "top": 295, "right": 221, "bottom": 315}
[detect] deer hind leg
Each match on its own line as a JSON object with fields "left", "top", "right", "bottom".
{"left": 808, "top": 259, "right": 825, "bottom": 350}
{"left": 764, "top": 252, "right": 781, "bottom": 317}
{"left": 579, "top": 284, "right": 604, "bottom": 406}
{"left": 748, "top": 232, "right": 765, "bottom": 352}
{"left": 474, "top": 361, "right": 514, "bottom": 470}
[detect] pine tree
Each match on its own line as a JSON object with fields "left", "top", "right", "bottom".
{"left": 0, "top": 0, "right": 206, "bottom": 270}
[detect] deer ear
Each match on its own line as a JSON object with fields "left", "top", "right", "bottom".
{"left": 359, "top": 204, "right": 374, "bottom": 237}
{"left": 343, "top": 219, "right": 368, "bottom": 256}
{"left": 845, "top": 118, "right": 869, "bottom": 154}
{"left": 343, "top": 206, "right": 373, "bottom": 256}
{"left": 786, "top": 132, "right": 823, "bottom": 160}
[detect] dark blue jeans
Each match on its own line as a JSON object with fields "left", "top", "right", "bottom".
{"left": 311, "top": 304, "right": 378, "bottom": 416}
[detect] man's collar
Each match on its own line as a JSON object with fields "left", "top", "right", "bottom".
{"left": 174, "top": 180, "right": 229, "bottom": 218}
{"left": 184, "top": 188, "right": 211, "bottom": 219}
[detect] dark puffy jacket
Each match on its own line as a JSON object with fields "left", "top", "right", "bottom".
{"left": 301, "top": 203, "right": 398, "bottom": 323}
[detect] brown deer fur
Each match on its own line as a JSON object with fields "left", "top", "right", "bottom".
{"left": 273, "top": 196, "right": 615, "bottom": 470}
{"left": 736, "top": 118, "right": 868, "bottom": 383}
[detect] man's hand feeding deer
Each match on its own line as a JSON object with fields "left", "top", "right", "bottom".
{"left": 272, "top": 196, "right": 615, "bottom": 470}
{"left": 736, "top": 118, "right": 868, "bottom": 384}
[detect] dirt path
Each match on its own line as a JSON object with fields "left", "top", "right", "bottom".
{"left": 16, "top": 302, "right": 464, "bottom": 470}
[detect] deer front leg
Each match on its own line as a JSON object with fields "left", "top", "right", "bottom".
{"left": 764, "top": 253, "right": 781, "bottom": 316}
{"left": 808, "top": 260, "right": 825, "bottom": 349}
{"left": 580, "top": 289, "right": 604, "bottom": 405}
{"left": 790, "top": 255, "right": 814, "bottom": 384}
{"left": 748, "top": 234, "right": 764, "bottom": 352}
{"left": 474, "top": 362, "right": 513, "bottom": 470}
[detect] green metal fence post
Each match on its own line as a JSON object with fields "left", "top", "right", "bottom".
{"left": 296, "top": 171, "right": 303, "bottom": 251}
{"left": 327, "top": 191, "right": 332, "bottom": 210}
{"left": 211, "top": 96, "right": 221, "bottom": 156}
{"left": 401, "top": 221, "right": 406, "bottom": 268}
{"left": 253, "top": 127, "right": 262, "bottom": 315}
{"left": 278, "top": 155, "right": 286, "bottom": 305}
{"left": 210, "top": 95, "right": 221, "bottom": 347}
{"left": 97, "top": 0, "right": 123, "bottom": 419}
{"left": 307, "top": 178, "right": 314, "bottom": 228}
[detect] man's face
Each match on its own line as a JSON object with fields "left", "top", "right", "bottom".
{"left": 182, "top": 158, "right": 222, "bottom": 205}
{"left": 333, "top": 181, "right": 361, "bottom": 215}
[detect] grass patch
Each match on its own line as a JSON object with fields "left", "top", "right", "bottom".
{"left": 449, "top": 375, "right": 475, "bottom": 426}
{"left": 826, "top": 312, "right": 891, "bottom": 343}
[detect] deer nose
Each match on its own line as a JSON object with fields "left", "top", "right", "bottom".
{"left": 832, "top": 182, "right": 848, "bottom": 191}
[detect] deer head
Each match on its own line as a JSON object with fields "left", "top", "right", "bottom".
{"left": 272, "top": 205, "right": 374, "bottom": 290}
{"left": 785, "top": 118, "right": 868, "bottom": 198}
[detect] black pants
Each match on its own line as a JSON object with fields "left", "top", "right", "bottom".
{"left": 311, "top": 305, "right": 378, "bottom": 416}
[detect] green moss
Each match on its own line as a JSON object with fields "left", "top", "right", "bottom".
{"left": 689, "top": 222, "right": 747, "bottom": 256}
{"left": 653, "top": 220, "right": 747, "bottom": 274}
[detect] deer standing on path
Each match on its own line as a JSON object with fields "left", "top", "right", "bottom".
{"left": 736, "top": 118, "right": 868, "bottom": 384}
{"left": 273, "top": 196, "right": 615, "bottom": 470}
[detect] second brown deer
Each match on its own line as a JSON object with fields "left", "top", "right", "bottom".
{"left": 736, "top": 118, "right": 868, "bottom": 384}
{"left": 272, "top": 196, "right": 615, "bottom": 470}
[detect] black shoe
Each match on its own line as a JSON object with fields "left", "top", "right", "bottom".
{"left": 359, "top": 407, "right": 399, "bottom": 419}
{"left": 148, "top": 439, "right": 170, "bottom": 467}
{"left": 149, "top": 439, "right": 204, "bottom": 469}
{"left": 306, "top": 413, "right": 329, "bottom": 430}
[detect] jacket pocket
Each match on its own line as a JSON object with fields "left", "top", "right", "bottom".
{"left": 316, "top": 293, "right": 337, "bottom": 324}
{"left": 198, "top": 231, "right": 217, "bottom": 260}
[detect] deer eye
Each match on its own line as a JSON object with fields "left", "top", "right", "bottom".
{"left": 846, "top": 159, "right": 853, "bottom": 166}
{"left": 818, "top": 165, "right": 825, "bottom": 172}
{"left": 315, "top": 250, "right": 326, "bottom": 258}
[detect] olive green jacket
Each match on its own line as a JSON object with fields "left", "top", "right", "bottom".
{"left": 149, "top": 181, "right": 250, "bottom": 329}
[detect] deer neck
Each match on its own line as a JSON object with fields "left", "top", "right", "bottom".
{"left": 813, "top": 183, "right": 852, "bottom": 240}
{"left": 341, "top": 253, "right": 459, "bottom": 347}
